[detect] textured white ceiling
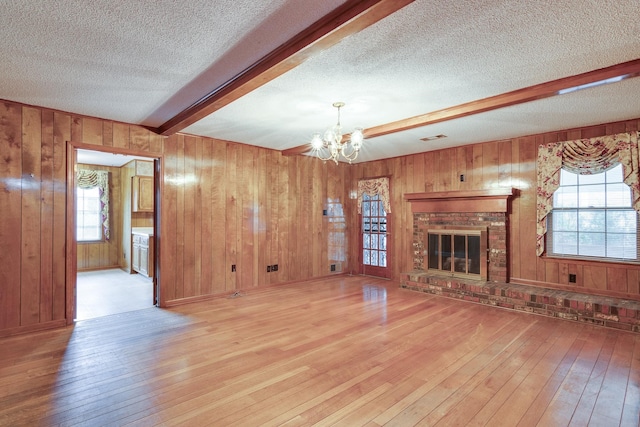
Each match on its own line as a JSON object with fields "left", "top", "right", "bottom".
{"left": 0, "top": 0, "right": 345, "bottom": 124}
{"left": 2, "top": 0, "right": 640, "bottom": 164}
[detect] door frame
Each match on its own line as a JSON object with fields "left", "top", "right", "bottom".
{"left": 358, "top": 175, "right": 392, "bottom": 279}
{"left": 65, "top": 141, "right": 163, "bottom": 324}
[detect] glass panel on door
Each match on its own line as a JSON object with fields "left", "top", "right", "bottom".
{"left": 361, "top": 193, "right": 389, "bottom": 277}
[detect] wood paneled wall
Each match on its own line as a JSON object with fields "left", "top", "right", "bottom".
{"left": 159, "top": 134, "right": 353, "bottom": 302}
{"left": 0, "top": 100, "right": 352, "bottom": 334}
{"left": 1, "top": 97, "right": 639, "bottom": 335}
{"left": 76, "top": 163, "right": 123, "bottom": 271}
{"left": 1, "top": 103, "right": 67, "bottom": 332}
{"left": 350, "top": 118, "right": 640, "bottom": 300}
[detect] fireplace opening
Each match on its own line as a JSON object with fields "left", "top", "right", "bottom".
{"left": 426, "top": 227, "right": 487, "bottom": 280}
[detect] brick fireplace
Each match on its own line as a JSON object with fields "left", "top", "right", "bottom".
{"left": 414, "top": 212, "right": 507, "bottom": 282}
{"left": 405, "top": 189, "right": 513, "bottom": 283}
{"left": 401, "top": 188, "right": 640, "bottom": 333}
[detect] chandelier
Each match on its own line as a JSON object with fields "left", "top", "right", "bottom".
{"left": 310, "top": 102, "right": 364, "bottom": 164}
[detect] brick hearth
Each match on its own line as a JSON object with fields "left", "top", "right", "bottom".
{"left": 400, "top": 272, "right": 640, "bottom": 333}
{"left": 402, "top": 188, "right": 640, "bottom": 333}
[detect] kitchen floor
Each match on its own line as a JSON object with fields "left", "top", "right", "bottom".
{"left": 76, "top": 268, "right": 154, "bottom": 320}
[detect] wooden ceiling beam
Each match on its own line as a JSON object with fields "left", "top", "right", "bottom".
{"left": 282, "top": 58, "right": 640, "bottom": 156}
{"left": 156, "top": 0, "right": 415, "bottom": 136}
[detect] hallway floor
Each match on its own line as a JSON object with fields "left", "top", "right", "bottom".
{"left": 76, "top": 268, "right": 154, "bottom": 320}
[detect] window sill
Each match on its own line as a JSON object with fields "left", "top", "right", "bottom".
{"left": 543, "top": 254, "right": 640, "bottom": 266}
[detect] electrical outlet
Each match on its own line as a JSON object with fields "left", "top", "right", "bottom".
{"left": 272, "top": 264, "right": 278, "bottom": 272}
{"left": 231, "top": 264, "right": 236, "bottom": 272}
{"left": 330, "top": 264, "right": 336, "bottom": 272}
{"left": 569, "top": 273, "right": 576, "bottom": 283}
{"left": 267, "top": 265, "right": 271, "bottom": 272}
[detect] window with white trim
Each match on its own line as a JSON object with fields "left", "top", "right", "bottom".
{"left": 548, "top": 164, "right": 638, "bottom": 261}
{"left": 77, "top": 186, "right": 103, "bottom": 241}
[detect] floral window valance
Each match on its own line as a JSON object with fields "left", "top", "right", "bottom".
{"left": 77, "top": 169, "right": 110, "bottom": 240}
{"left": 536, "top": 131, "right": 640, "bottom": 256}
{"left": 357, "top": 177, "right": 391, "bottom": 214}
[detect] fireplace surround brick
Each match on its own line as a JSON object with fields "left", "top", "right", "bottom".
{"left": 413, "top": 211, "right": 508, "bottom": 282}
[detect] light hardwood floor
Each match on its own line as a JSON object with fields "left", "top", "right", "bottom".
{"left": 76, "top": 268, "right": 154, "bottom": 320}
{"left": 1, "top": 276, "right": 638, "bottom": 426}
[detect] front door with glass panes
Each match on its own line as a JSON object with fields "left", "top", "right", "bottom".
{"left": 360, "top": 193, "right": 391, "bottom": 278}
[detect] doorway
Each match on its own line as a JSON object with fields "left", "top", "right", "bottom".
{"left": 360, "top": 192, "right": 391, "bottom": 279}
{"left": 71, "top": 146, "right": 160, "bottom": 320}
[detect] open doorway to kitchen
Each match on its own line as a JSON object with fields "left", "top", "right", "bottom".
{"left": 72, "top": 146, "right": 160, "bottom": 320}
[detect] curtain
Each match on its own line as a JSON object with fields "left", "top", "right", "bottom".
{"left": 77, "top": 169, "right": 110, "bottom": 240}
{"left": 536, "top": 131, "right": 640, "bottom": 256}
{"left": 357, "top": 177, "right": 391, "bottom": 214}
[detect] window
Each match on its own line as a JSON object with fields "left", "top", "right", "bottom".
{"left": 77, "top": 186, "right": 103, "bottom": 241}
{"left": 548, "top": 164, "right": 638, "bottom": 261}
{"left": 327, "top": 198, "right": 346, "bottom": 264}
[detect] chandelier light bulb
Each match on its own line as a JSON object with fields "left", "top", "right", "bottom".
{"left": 351, "top": 128, "right": 364, "bottom": 150}
{"left": 311, "top": 133, "right": 323, "bottom": 150}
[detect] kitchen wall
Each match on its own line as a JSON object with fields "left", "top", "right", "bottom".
{"left": 121, "top": 159, "right": 154, "bottom": 272}
{"left": 76, "top": 163, "right": 123, "bottom": 270}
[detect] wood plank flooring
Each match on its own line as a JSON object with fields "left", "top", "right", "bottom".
{"left": 0, "top": 276, "right": 638, "bottom": 426}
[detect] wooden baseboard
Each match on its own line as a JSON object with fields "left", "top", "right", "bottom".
{"left": 162, "top": 273, "right": 349, "bottom": 307}
{"left": 511, "top": 277, "right": 640, "bottom": 302}
{"left": 0, "top": 319, "right": 68, "bottom": 338}
{"left": 163, "top": 292, "right": 231, "bottom": 308}
{"left": 77, "top": 265, "right": 122, "bottom": 272}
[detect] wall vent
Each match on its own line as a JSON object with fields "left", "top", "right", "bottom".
{"left": 420, "top": 134, "right": 447, "bottom": 142}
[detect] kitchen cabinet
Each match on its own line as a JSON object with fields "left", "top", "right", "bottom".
{"left": 134, "top": 159, "right": 154, "bottom": 177}
{"left": 132, "top": 239, "right": 140, "bottom": 272}
{"left": 132, "top": 176, "right": 154, "bottom": 212}
{"left": 132, "top": 230, "right": 154, "bottom": 278}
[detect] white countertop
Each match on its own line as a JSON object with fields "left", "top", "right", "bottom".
{"left": 132, "top": 227, "right": 154, "bottom": 236}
